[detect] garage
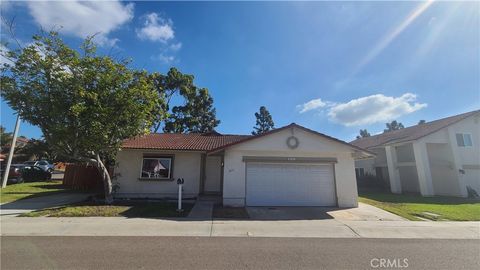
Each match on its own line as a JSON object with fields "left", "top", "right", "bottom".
{"left": 246, "top": 162, "right": 336, "bottom": 206}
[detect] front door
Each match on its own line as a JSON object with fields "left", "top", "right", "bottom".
{"left": 204, "top": 156, "right": 222, "bottom": 194}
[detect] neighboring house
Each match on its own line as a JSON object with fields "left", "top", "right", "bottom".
{"left": 1, "top": 137, "right": 31, "bottom": 163}
{"left": 115, "top": 123, "right": 373, "bottom": 207}
{"left": 351, "top": 110, "right": 480, "bottom": 197}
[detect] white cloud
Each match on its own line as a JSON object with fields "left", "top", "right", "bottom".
{"left": 136, "top": 13, "right": 174, "bottom": 42}
{"left": 26, "top": 1, "right": 133, "bottom": 46}
{"left": 152, "top": 53, "right": 176, "bottom": 64}
{"left": 169, "top": 42, "right": 182, "bottom": 51}
{"left": 327, "top": 93, "right": 427, "bottom": 126}
{"left": 297, "top": 98, "right": 327, "bottom": 113}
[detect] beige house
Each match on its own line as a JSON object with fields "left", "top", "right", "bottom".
{"left": 115, "top": 123, "right": 373, "bottom": 207}
{"left": 351, "top": 110, "right": 480, "bottom": 197}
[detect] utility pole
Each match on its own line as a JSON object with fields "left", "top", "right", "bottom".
{"left": 2, "top": 114, "right": 21, "bottom": 188}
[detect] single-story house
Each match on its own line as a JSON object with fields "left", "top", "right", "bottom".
{"left": 351, "top": 110, "right": 480, "bottom": 197}
{"left": 115, "top": 123, "right": 373, "bottom": 207}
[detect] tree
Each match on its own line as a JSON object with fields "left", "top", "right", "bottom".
{"left": 0, "top": 125, "right": 13, "bottom": 151}
{"left": 252, "top": 106, "right": 275, "bottom": 135}
{"left": 1, "top": 31, "right": 159, "bottom": 202}
{"left": 418, "top": 120, "right": 426, "bottom": 125}
{"left": 17, "top": 138, "right": 57, "bottom": 161}
{"left": 356, "top": 129, "right": 371, "bottom": 139}
{"left": 150, "top": 68, "right": 196, "bottom": 133}
{"left": 384, "top": 120, "right": 405, "bottom": 133}
{"left": 163, "top": 88, "right": 220, "bottom": 133}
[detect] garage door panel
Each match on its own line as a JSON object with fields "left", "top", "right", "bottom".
{"left": 246, "top": 163, "right": 336, "bottom": 206}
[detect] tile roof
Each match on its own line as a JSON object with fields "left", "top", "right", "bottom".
{"left": 122, "top": 123, "right": 374, "bottom": 156}
{"left": 207, "top": 123, "right": 375, "bottom": 156}
{"left": 122, "top": 133, "right": 251, "bottom": 151}
{"left": 350, "top": 110, "right": 480, "bottom": 149}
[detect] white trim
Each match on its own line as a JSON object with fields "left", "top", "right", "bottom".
{"left": 456, "top": 133, "right": 473, "bottom": 147}
{"left": 140, "top": 157, "right": 172, "bottom": 179}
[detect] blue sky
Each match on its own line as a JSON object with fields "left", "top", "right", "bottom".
{"left": 1, "top": 1, "right": 479, "bottom": 141}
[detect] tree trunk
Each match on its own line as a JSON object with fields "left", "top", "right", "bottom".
{"left": 95, "top": 153, "right": 113, "bottom": 204}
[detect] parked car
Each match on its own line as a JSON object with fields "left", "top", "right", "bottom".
{"left": 23, "top": 160, "right": 54, "bottom": 173}
{"left": 0, "top": 164, "right": 25, "bottom": 184}
{"left": 21, "top": 165, "right": 52, "bottom": 182}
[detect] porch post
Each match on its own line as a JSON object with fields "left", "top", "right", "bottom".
{"left": 199, "top": 153, "right": 206, "bottom": 195}
{"left": 447, "top": 127, "right": 468, "bottom": 197}
{"left": 413, "top": 141, "right": 434, "bottom": 196}
{"left": 385, "top": 145, "right": 402, "bottom": 193}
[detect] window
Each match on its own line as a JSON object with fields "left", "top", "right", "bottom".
{"left": 355, "top": 168, "right": 365, "bottom": 178}
{"left": 456, "top": 133, "right": 473, "bottom": 147}
{"left": 141, "top": 157, "right": 172, "bottom": 179}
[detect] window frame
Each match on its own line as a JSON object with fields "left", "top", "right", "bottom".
{"left": 139, "top": 155, "right": 174, "bottom": 180}
{"left": 456, "top": 133, "right": 473, "bottom": 147}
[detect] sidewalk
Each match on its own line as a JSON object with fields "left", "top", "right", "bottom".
{"left": 1, "top": 216, "right": 478, "bottom": 239}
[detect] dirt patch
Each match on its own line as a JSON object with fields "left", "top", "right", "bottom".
{"left": 213, "top": 204, "right": 249, "bottom": 219}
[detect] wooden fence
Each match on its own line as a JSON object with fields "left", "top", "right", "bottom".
{"left": 63, "top": 163, "right": 109, "bottom": 191}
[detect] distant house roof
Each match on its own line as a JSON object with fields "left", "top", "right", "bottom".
{"left": 350, "top": 110, "right": 480, "bottom": 149}
{"left": 123, "top": 123, "right": 374, "bottom": 156}
{"left": 122, "top": 133, "right": 251, "bottom": 151}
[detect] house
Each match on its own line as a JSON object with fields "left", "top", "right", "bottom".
{"left": 351, "top": 110, "right": 480, "bottom": 197}
{"left": 115, "top": 123, "right": 373, "bottom": 207}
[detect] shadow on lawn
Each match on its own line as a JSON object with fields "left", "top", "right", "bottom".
{"left": 29, "top": 200, "right": 195, "bottom": 219}
{"left": 360, "top": 191, "right": 480, "bottom": 205}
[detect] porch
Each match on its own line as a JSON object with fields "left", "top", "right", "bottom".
{"left": 380, "top": 141, "right": 466, "bottom": 197}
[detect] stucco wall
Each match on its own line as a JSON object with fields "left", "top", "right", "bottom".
{"left": 114, "top": 149, "right": 202, "bottom": 198}
{"left": 222, "top": 127, "right": 358, "bottom": 207}
{"left": 355, "top": 159, "right": 376, "bottom": 175}
{"left": 398, "top": 166, "right": 420, "bottom": 193}
{"left": 396, "top": 144, "right": 415, "bottom": 163}
{"left": 449, "top": 116, "right": 480, "bottom": 194}
{"left": 426, "top": 143, "right": 461, "bottom": 196}
{"left": 354, "top": 147, "right": 387, "bottom": 178}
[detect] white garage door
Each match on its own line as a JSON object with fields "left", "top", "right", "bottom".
{"left": 246, "top": 163, "right": 336, "bottom": 206}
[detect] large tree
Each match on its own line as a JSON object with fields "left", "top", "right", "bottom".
{"left": 252, "top": 106, "right": 275, "bottom": 135}
{"left": 150, "top": 68, "right": 220, "bottom": 134}
{"left": 384, "top": 120, "right": 405, "bottom": 133}
{"left": 356, "top": 129, "right": 371, "bottom": 139}
{"left": 150, "top": 68, "right": 195, "bottom": 132}
{"left": 164, "top": 87, "right": 220, "bottom": 133}
{"left": 418, "top": 120, "right": 426, "bottom": 125}
{"left": 1, "top": 32, "right": 159, "bottom": 202}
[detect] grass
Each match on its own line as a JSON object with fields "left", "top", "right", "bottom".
{"left": 20, "top": 200, "right": 193, "bottom": 218}
{"left": 359, "top": 191, "right": 480, "bottom": 221}
{"left": 0, "top": 181, "right": 71, "bottom": 203}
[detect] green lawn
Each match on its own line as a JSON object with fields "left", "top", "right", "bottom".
{"left": 0, "top": 181, "right": 70, "bottom": 203}
{"left": 20, "top": 201, "right": 193, "bottom": 218}
{"left": 359, "top": 191, "right": 480, "bottom": 221}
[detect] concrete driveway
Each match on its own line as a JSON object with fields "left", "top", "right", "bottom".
{"left": 247, "top": 202, "right": 406, "bottom": 221}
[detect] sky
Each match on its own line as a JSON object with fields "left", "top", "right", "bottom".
{"left": 1, "top": 0, "right": 479, "bottom": 142}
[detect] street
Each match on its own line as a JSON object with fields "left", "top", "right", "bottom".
{"left": 1, "top": 237, "right": 479, "bottom": 270}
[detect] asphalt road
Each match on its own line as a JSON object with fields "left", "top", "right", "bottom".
{"left": 1, "top": 237, "right": 479, "bottom": 270}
